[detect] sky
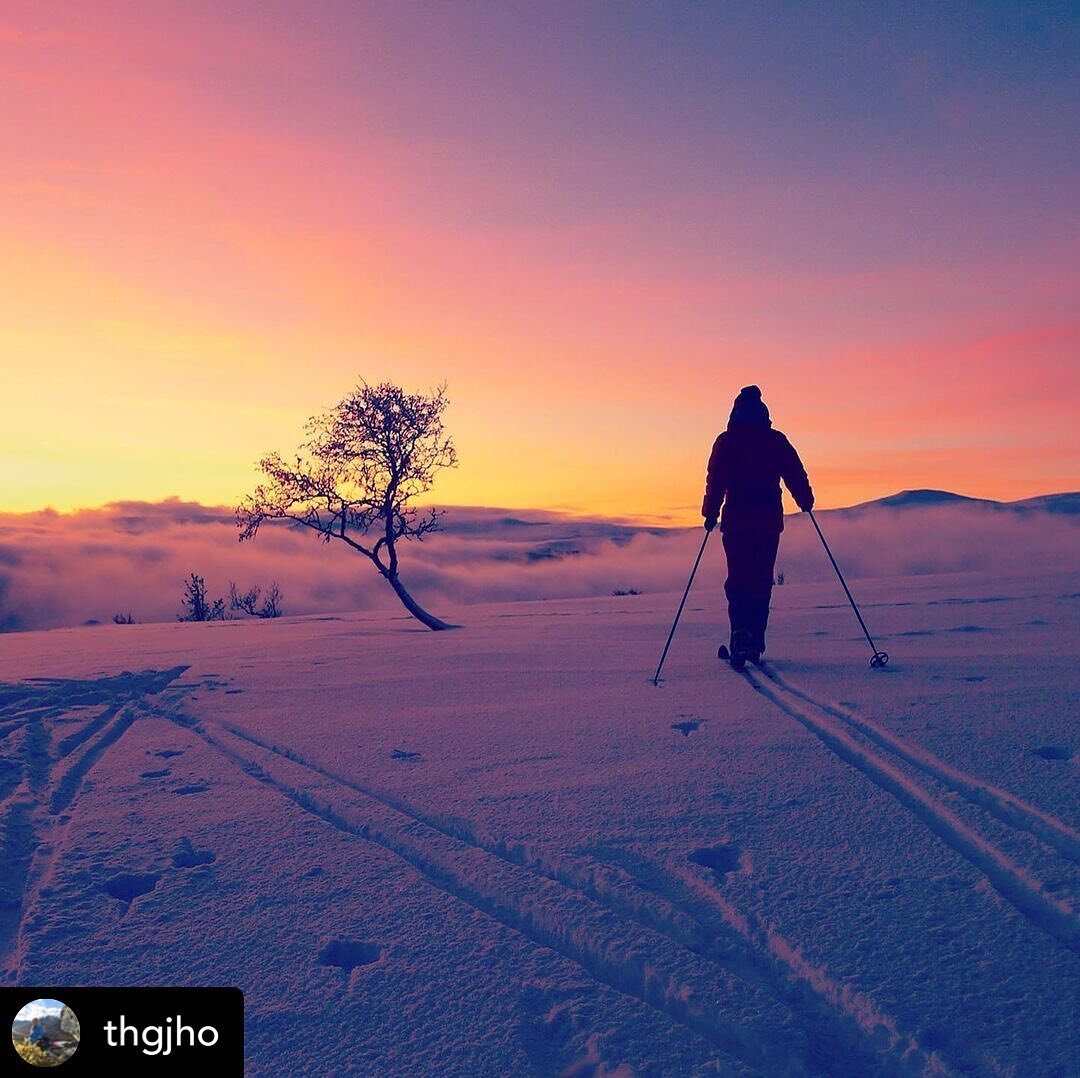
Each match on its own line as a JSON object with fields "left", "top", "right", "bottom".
{"left": 15, "top": 999, "right": 64, "bottom": 1022}
{"left": 2, "top": 1, "right": 1078, "bottom": 521}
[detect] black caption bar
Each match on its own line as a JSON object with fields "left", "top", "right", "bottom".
{"left": 2, "top": 987, "right": 243, "bottom": 1075}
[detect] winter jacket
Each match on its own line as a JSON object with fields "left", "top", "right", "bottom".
{"left": 702, "top": 425, "right": 813, "bottom": 533}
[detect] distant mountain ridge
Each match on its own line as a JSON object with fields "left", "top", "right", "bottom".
{"left": 838, "top": 489, "right": 1080, "bottom": 516}
{"left": 428, "top": 491, "right": 1079, "bottom": 560}
{"left": 12, "top": 1012, "right": 73, "bottom": 1039}
{"left": 7, "top": 491, "right": 1076, "bottom": 534}
{"left": 434, "top": 491, "right": 1080, "bottom": 529}
{"left": 1010, "top": 492, "right": 1080, "bottom": 515}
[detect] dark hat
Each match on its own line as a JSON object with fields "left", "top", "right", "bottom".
{"left": 728, "top": 385, "right": 771, "bottom": 427}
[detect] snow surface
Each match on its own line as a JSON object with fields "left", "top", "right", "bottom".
{"left": 1, "top": 565, "right": 1078, "bottom": 1075}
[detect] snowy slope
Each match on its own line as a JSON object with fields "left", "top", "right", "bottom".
{"left": 1, "top": 566, "right": 1078, "bottom": 1075}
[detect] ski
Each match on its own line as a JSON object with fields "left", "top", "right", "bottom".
{"left": 716, "top": 643, "right": 747, "bottom": 671}
{"left": 717, "top": 643, "right": 766, "bottom": 672}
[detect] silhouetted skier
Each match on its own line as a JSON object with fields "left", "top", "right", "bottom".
{"left": 702, "top": 386, "right": 814, "bottom": 667}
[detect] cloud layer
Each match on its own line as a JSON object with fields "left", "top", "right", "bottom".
{"left": 0, "top": 497, "right": 1076, "bottom": 633}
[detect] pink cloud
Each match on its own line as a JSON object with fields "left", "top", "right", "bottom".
{"left": 0, "top": 497, "right": 1075, "bottom": 633}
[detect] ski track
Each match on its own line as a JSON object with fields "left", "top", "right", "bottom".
{"left": 0, "top": 668, "right": 191, "bottom": 978}
{"left": 741, "top": 666, "right": 1080, "bottom": 954}
{"left": 151, "top": 704, "right": 792, "bottom": 1075}
{"left": 759, "top": 666, "right": 1080, "bottom": 866}
{"left": 139, "top": 693, "right": 939, "bottom": 1077}
{"left": 14, "top": 662, "right": 1057, "bottom": 1073}
{"left": 49, "top": 705, "right": 137, "bottom": 815}
{"left": 588, "top": 845, "right": 951, "bottom": 1076}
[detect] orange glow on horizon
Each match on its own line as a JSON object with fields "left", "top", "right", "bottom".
{"left": 3, "top": 4, "right": 1077, "bottom": 522}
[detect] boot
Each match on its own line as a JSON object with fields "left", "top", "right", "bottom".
{"left": 730, "top": 628, "right": 756, "bottom": 671}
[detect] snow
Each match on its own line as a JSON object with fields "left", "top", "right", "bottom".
{"left": 1, "top": 565, "right": 1078, "bottom": 1075}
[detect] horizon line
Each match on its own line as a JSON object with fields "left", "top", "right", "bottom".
{"left": 3, "top": 486, "right": 1077, "bottom": 527}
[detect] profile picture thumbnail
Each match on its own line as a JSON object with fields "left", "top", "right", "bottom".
{"left": 11, "top": 1000, "right": 80, "bottom": 1067}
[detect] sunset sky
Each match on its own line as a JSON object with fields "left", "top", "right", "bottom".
{"left": 3, "top": 2, "right": 1078, "bottom": 521}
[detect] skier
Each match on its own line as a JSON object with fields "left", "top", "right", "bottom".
{"left": 702, "top": 385, "right": 814, "bottom": 669}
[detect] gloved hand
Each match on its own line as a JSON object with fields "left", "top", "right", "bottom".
{"left": 799, "top": 496, "right": 814, "bottom": 513}
{"left": 704, "top": 514, "right": 718, "bottom": 532}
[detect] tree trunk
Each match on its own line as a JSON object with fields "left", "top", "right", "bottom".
{"left": 384, "top": 571, "right": 457, "bottom": 630}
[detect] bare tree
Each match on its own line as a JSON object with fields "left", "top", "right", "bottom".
{"left": 237, "top": 380, "right": 458, "bottom": 631}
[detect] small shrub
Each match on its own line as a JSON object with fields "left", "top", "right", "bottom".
{"left": 179, "top": 573, "right": 225, "bottom": 622}
{"left": 775, "top": 571, "right": 785, "bottom": 585}
{"left": 611, "top": 588, "right": 642, "bottom": 597}
{"left": 229, "top": 582, "right": 259, "bottom": 616}
{"left": 229, "top": 581, "right": 284, "bottom": 619}
{"left": 15, "top": 1041, "right": 53, "bottom": 1067}
{"left": 261, "top": 582, "right": 283, "bottom": 618}
{"left": 112, "top": 612, "right": 135, "bottom": 624}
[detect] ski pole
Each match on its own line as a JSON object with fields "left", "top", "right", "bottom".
{"left": 652, "top": 529, "right": 711, "bottom": 685}
{"left": 807, "top": 509, "right": 889, "bottom": 668}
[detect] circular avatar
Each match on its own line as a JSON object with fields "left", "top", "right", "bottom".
{"left": 12, "top": 1000, "right": 81, "bottom": 1067}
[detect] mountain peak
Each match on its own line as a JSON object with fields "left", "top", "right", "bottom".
{"left": 878, "top": 489, "right": 986, "bottom": 507}
{"left": 836, "top": 489, "right": 1080, "bottom": 515}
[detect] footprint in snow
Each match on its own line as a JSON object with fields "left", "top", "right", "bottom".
{"left": 1032, "top": 746, "right": 1072, "bottom": 761}
{"left": 689, "top": 845, "right": 742, "bottom": 877}
{"left": 317, "top": 939, "right": 381, "bottom": 971}
{"left": 140, "top": 768, "right": 171, "bottom": 779}
{"left": 153, "top": 749, "right": 185, "bottom": 759}
{"left": 173, "top": 783, "right": 210, "bottom": 795}
{"left": 391, "top": 748, "right": 421, "bottom": 761}
{"left": 671, "top": 720, "right": 700, "bottom": 737}
{"left": 104, "top": 872, "right": 159, "bottom": 904}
